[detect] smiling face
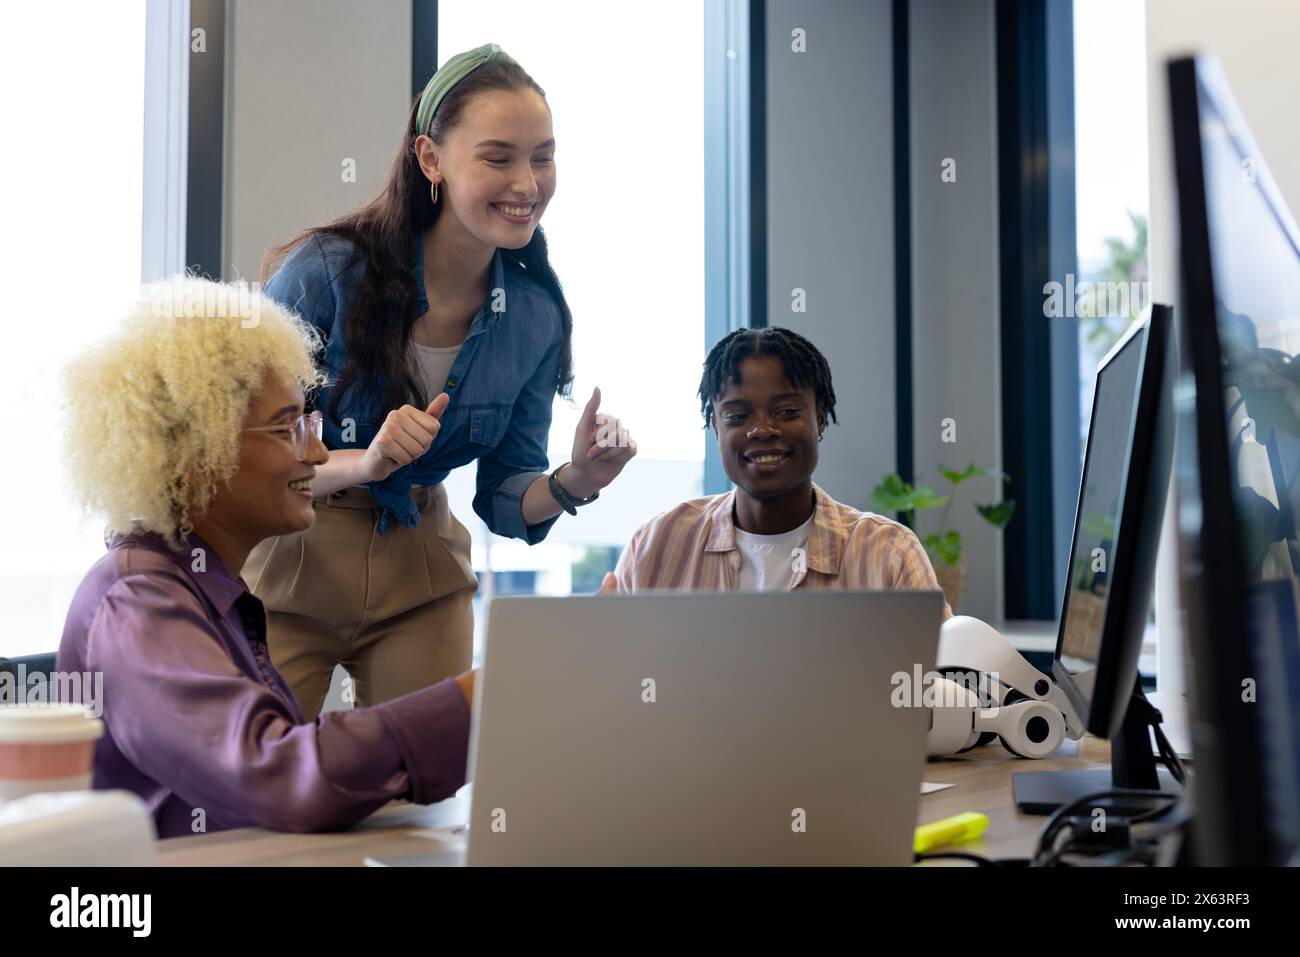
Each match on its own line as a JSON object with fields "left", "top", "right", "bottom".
{"left": 417, "top": 88, "right": 556, "bottom": 251}
{"left": 202, "top": 372, "right": 329, "bottom": 547}
{"left": 712, "top": 355, "right": 825, "bottom": 501}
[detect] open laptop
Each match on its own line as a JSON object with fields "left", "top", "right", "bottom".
{"left": 371, "top": 590, "right": 943, "bottom": 866}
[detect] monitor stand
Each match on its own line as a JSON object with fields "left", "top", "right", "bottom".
{"left": 1012, "top": 690, "right": 1184, "bottom": 816}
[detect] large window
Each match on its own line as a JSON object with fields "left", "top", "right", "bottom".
{"left": 997, "top": 0, "right": 1151, "bottom": 634}
{"left": 0, "top": 2, "right": 147, "bottom": 659}
{"left": 1073, "top": 0, "right": 1150, "bottom": 450}
{"left": 436, "top": 2, "right": 707, "bottom": 661}
{"left": 1072, "top": 0, "right": 1155, "bottom": 675}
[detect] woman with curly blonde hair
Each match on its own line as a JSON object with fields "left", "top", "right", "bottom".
{"left": 56, "top": 278, "right": 474, "bottom": 837}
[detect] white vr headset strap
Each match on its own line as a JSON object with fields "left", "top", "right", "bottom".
{"left": 934, "top": 616, "right": 1086, "bottom": 745}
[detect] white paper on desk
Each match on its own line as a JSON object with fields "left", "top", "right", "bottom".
{"left": 408, "top": 824, "right": 469, "bottom": 848}
{"left": 921, "top": 781, "right": 954, "bottom": 794}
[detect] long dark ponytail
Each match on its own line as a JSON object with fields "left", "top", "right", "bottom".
{"left": 262, "top": 59, "right": 574, "bottom": 424}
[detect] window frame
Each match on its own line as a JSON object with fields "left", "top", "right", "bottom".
{"left": 703, "top": 0, "right": 764, "bottom": 496}
{"left": 995, "top": 0, "right": 1081, "bottom": 620}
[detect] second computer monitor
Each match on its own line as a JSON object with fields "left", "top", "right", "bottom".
{"left": 1053, "top": 303, "right": 1175, "bottom": 740}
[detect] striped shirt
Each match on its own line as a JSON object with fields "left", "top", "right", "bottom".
{"left": 612, "top": 483, "right": 953, "bottom": 619}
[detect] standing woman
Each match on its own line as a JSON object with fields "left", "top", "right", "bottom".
{"left": 248, "top": 43, "right": 636, "bottom": 719}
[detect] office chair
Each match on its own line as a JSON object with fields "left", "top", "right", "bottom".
{"left": 0, "top": 652, "right": 59, "bottom": 695}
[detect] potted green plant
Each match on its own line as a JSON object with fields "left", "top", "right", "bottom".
{"left": 869, "top": 464, "right": 1015, "bottom": 612}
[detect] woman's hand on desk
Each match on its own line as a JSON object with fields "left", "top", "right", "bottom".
{"left": 361, "top": 392, "right": 450, "bottom": 482}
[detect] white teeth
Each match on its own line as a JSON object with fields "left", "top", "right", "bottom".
{"left": 748, "top": 453, "right": 788, "bottom": 464}
{"left": 495, "top": 204, "right": 532, "bottom": 217}
{"left": 288, "top": 480, "right": 311, "bottom": 491}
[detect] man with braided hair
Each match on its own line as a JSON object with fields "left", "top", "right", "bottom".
{"left": 601, "top": 327, "right": 949, "bottom": 616}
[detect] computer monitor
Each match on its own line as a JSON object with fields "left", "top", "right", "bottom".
{"left": 1169, "top": 54, "right": 1300, "bottom": 866}
{"left": 1012, "top": 304, "right": 1178, "bottom": 814}
{"left": 1055, "top": 306, "right": 1175, "bottom": 736}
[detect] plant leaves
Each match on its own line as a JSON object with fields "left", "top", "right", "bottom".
{"left": 870, "top": 473, "right": 946, "bottom": 513}
{"left": 976, "top": 500, "right": 1016, "bottom": 528}
{"left": 870, "top": 473, "right": 916, "bottom": 513}
{"left": 913, "top": 487, "right": 948, "bottom": 511}
{"left": 924, "top": 530, "right": 963, "bottom": 566}
{"left": 939, "top": 462, "right": 1007, "bottom": 486}
{"left": 939, "top": 463, "right": 979, "bottom": 485}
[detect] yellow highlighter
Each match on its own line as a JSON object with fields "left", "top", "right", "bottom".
{"left": 914, "top": 812, "right": 989, "bottom": 854}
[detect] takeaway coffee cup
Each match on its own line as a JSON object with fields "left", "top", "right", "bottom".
{"left": 0, "top": 705, "right": 104, "bottom": 802}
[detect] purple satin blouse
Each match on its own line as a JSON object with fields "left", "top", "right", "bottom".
{"left": 55, "top": 531, "right": 470, "bottom": 838}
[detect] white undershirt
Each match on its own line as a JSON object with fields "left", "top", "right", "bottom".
{"left": 410, "top": 340, "right": 462, "bottom": 399}
{"left": 733, "top": 512, "right": 815, "bottom": 591}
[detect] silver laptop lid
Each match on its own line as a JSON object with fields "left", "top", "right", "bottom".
{"left": 467, "top": 590, "right": 943, "bottom": 866}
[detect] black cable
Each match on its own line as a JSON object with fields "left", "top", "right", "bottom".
{"left": 1031, "top": 788, "right": 1181, "bottom": 867}
{"left": 913, "top": 851, "right": 1028, "bottom": 867}
{"left": 1049, "top": 841, "right": 1164, "bottom": 867}
{"left": 1126, "top": 793, "right": 1196, "bottom": 844}
{"left": 1037, "top": 810, "right": 1179, "bottom": 867}
{"left": 1152, "top": 721, "right": 1187, "bottom": 785}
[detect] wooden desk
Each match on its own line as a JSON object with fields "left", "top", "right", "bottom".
{"left": 917, "top": 735, "right": 1113, "bottom": 862}
{"left": 156, "top": 736, "right": 1113, "bottom": 866}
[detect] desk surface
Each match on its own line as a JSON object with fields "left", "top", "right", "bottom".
{"left": 156, "top": 736, "right": 1114, "bottom": 866}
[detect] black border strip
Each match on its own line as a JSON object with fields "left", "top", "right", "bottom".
{"left": 892, "top": 0, "right": 913, "bottom": 484}
{"left": 186, "top": 0, "right": 226, "bottom": 278}
{"left": 412, "top": 0, "right": 438, "bottom": 100}
{"left": 749, "top": 0, "right": 767, "bottom": 327}
{"left": 996, "top": 0, "right": 1056, "bottom": 619}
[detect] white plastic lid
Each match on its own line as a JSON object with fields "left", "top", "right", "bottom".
{"left": 0, "top": 705, "right": 105, "bottom": 744}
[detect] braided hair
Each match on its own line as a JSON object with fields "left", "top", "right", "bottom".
{"left": 698, "top": 327, "right": 837, "bottom": 430}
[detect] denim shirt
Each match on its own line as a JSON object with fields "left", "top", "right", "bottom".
{"left": 263, "top": 232, "right": 562, "bottom": 542}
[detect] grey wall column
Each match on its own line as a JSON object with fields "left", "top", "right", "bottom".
{"left": 222, "top": 0, "right": 411, "bottom": 282}
{"left": 765, "top": 0, "right": 896, "bottom": 509}
{"left": 909, "top": 0, "right": 1004, "bottom": 623}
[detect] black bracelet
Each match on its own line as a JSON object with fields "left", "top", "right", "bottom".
{"left": 548, "top": 463, "right": 599, "bottom": 516}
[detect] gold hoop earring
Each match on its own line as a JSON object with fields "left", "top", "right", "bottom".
{"left": 430, "top": 181, "right": 440, "bottom": 205}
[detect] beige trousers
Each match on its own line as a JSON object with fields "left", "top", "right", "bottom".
{"left": 243, "top": 484, "right": 476, "bottom": 720}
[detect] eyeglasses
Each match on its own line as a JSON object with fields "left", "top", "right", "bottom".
{"left": 243, "top": 410, "right": 323, "bottom": 461}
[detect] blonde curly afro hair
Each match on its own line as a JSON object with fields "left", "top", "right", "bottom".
{"left": 62, "top": 277, "right": 326, "bottom": 546}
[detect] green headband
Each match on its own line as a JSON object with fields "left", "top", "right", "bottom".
{"left": 415, "top": 42, "right": 519, "bottom": 137}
